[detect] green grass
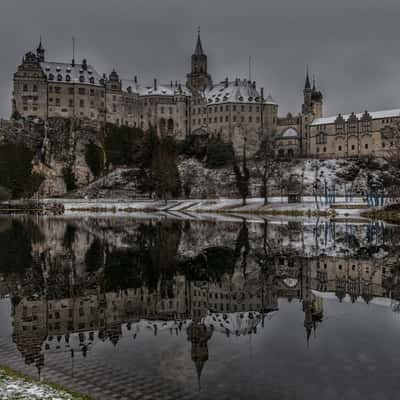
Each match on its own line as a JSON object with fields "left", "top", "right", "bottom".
{"left": 0, "top": 365, "right": 93, "bottom": 400}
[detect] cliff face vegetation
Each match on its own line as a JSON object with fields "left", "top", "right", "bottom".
{"left": 1, "top": 117, "right": 399, "bottom": 201}
{"left": 0, "top": 118, "right": 104, "bottom": 197}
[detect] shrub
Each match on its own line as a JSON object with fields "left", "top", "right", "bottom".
{"left": 62, "top": 166, "right": 76, "bottom": 192}
{"left": 205, "top": 138, "right": 234, "bottom": 168}
{"left": 85, "top": 142, "right": 104, "bottom": 178}
{"left": 0, "top": 143, "right": 44, "bottom": 198}
{"left": 104, "top": 124, "right": 144, "bottom": 167}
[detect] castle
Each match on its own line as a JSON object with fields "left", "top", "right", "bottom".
{"left": 12, "top": 34, "right": 400, "bottom": 158}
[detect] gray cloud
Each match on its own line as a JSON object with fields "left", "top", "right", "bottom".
{"left": 1, "top": 0, "right": 400, "bottom": 118}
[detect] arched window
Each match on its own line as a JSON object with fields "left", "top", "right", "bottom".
{"left": 65, "top": 75, "right": 71, "bottom": 82}
{"left": 159, "top": 118, "right": 166, "bottom": 135}
{"left": 167, "top": 118, "right": 174, "bottom": 134}
{"left": 57, "top": 74, "right": 62, "bottom": 81}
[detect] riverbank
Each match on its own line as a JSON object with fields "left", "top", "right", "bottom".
{"left": 0, "top": 365, "right": 91, "bottom": 400}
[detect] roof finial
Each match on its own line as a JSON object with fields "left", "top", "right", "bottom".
{"left": 194, "top": 26, "right": 204, "bottom": 55}
{"left": 305, "top": 65, "right": 311, "bottom": 90}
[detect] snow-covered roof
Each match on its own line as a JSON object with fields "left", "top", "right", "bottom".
{"left": 136, "top": 83, "right": 191, "bottom": 97}
{"left": 205, "top": 79, "right": 262, "bottom": 104}
{"left": 40, "top": 61, "right": 103, "bottom": 87}
{"left": 265, "top": 94, "right": 278, "bottom": 105}
{"left": 279, "top": 127, "right": 299, "bottom": 139}
{"left": 311, "top": 108, "right": 400, "bottom": 126}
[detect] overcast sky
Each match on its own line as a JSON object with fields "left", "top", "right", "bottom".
{"left": 1, "top": 0, "right": 400, "bottom": 118}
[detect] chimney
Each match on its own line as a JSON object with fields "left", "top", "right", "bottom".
{"left": 260, "top": 87, "right": 264, "bottom": 100}
{"left": 134, "top": 75, "right": 138, "bottom": 84}
{"left": 82, "top": 59, "right": 88, "bottom": 71}
{"left": 154, "top": 79, "right": 157, "bottom": 91}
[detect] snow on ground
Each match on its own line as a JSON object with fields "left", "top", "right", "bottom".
{"left": 0, "top": 368, "right": 79, "bottom": 400}
{"left": 44, "top": 196, "right": 371, "bottom": 218}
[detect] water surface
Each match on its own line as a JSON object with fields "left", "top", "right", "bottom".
{"left": 0, "top": 216, "right": 399, "bottom": 399}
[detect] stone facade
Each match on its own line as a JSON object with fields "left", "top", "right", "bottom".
{"left": 12, "top": 35, "right": 400, "bottom": 159}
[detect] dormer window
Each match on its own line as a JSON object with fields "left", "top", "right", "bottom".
{"left": 56, "top": 67, "right": 61, "bottom": 72}
{"left": 57, "top": 74, "right": 62, "bottom": 81}
{"left": 79, "top": 75, "right": 85, "bottom": 83}
{"left": 89, "top": 77, "right": 95, "bottom": 84}
{"left": 66, "top": 67, "right": 71, "bottom": 73}
{"left": 48, "top": 73, "right": 54, "bottom": 81}
{"left": 65, "top": 75, "right": 71, "bottom": 82}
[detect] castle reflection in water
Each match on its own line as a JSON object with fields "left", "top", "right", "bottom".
{"left": 1, "top": 216, "right": 400, "bottom": 381}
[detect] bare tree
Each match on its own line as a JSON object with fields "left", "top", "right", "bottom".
{"left": 255, "top": 134, "right": 278, "bottom": 205}
{"left": 233, "top": 127, "right": 250, "bottom": 206}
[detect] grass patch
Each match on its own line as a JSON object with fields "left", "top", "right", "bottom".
{"left": 361, "top": 209, "right": 400, "bottom": 224}
{"left": 0, "top": 364, "right": 93, "bottom": 400}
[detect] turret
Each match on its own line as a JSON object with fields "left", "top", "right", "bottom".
{"left": 36, "top": 38, "right": 45, "bottom": 62}
{"left": 186, "top": 28, "right": 212, "bottom": 92}
{"left": 302, "top": 70, "right": 323, "bottom": 119}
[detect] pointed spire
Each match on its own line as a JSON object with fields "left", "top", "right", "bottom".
{"left": 305, "top": 66, "right": 311, "bottom": 90}
{"left": 37, "top": 36, "right": 43, "bottom": 51}
{"left": 194, "top": 26, "right": 204, "bottom": 56}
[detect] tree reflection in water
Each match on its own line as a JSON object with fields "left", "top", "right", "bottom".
{"left": 0, "top": 216, "right": 400, "bottom": 388}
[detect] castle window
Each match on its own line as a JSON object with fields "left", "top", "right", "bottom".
{"left": 249, "top": 105, "right": 252, "bottom": 112}
{"left": 79, "top": 75, "right": 85, "bottom": 83}
{"left": 68, "top": 87, "right": 74, "bottom": 95}
{"left": 79, "top": 88, "right": 85, "bottom": 95}
{"left": 365, "top": 143, "right": 368, "bottom": 149}
{"left": 338, "top": 145, "right": 342, "bottom": 151}
{"left": 220, "top": 116, "right": 223, "bottom": 122}
{"left": 225, "top": 115, "right": 229, "bottom": 122}
{"left": 249, "top": 116, "right": 252, "bottom": 122}
{"left": 89, "top": 77, "right": 95, "bottom": 84}
{"left": 220, "top": 106, "right": 223, "bottom": 112}
{"left": 80, "top": 99, "right": 85, "bottom": 108}
{"left": 225, "top": 105, "right": 229, "bottom": 111}
{"left": 69, "top": 99, "right": 73, "bottom": 107}
{"left": 57, "top": 74, "right": 62, "bottom": 81}
{"left": 55, "top": 98, "right": 60, "bottom": 106}
{"left": 351, "top": 145, "right": 355, "bottom": 150}
{"left": 66, "top": 75, "right": 71, "bottom": 82}
{"left": 256, "top": 116, "right": 260, "bottom": 123}
{"left": 48, "top": 74, "right": 54, "bottom": 81}
{"left": 241, "top": 116, "right": 245, "bottom": 122}
{"left": 241, "top": 105, "right": 244, "bottom": 112}
{"left": 233, "top": 116, "right": 236, "bottom": 122}
{"left": 23, "top": 84, "right": 28, "bottom": 92}
{"left": 233, "top": 105, "right": 236, "bottom": 111}
{"left": 316, "top": 131, "right": 327, "bottom": 144}
{"left": 32, "top": 85, "right": 38, "bottom": 92}
{"left": 55, "top": 87, "right": 61, "bottom": 94}
{"left": 90, "top": 89, "right": 94, "bottom": 96}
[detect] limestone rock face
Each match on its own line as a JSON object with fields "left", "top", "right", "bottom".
{"left": 0, "top": 118, "right": 102, "bottom": 197}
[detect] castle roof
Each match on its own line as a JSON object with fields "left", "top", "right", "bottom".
{"left": 204, "top": 79, "right": 267, "bottom": 105}
{"left": 40, "top": 61, "right": 103, "bottom": 87}
{"left": 136, "top": 83, "right": 191, "bottom": 97}
{"left": 311, "top": 108, "right": 400, "bottom": 126}
{"left": 278, "top": 127, "right": 299, "bottom": 139}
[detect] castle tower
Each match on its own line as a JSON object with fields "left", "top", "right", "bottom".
{"left": 36, "top": 38, "right": 45, "bottom": 62}
{"left": 302, "top": 69, "right": 312, "bottom": 115}
{"left": 302, "top": 70, "right": 323, "bottom": 119}
{"left": 186, "top": 29, "right": 212, "bottom": 92}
